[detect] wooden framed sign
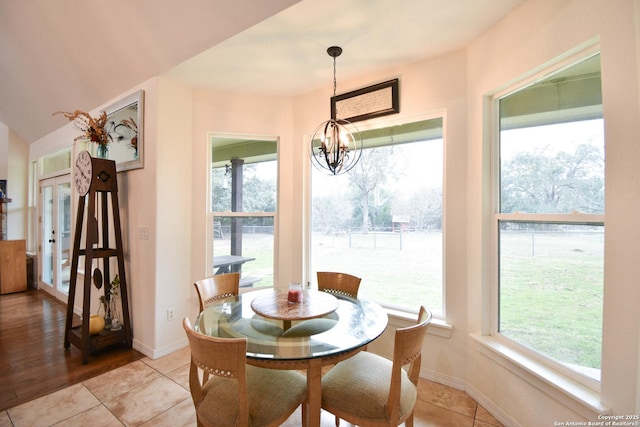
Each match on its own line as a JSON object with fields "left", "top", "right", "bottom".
{"left": 331, "top": 79, "right": 399, "bottom": 123}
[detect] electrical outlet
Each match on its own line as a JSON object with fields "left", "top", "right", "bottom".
{"left": 167, "top": 308, "right": 175, "bottom": 321}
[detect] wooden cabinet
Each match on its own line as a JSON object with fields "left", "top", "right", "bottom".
{"left": 0, "top": 240, "right": 27, "bottom": 294}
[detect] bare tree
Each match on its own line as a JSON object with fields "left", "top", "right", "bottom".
{"left": 348, "top": 147, "right": 396, "bottom": 233}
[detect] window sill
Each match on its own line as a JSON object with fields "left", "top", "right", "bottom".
{"left": 386, "top": 308, "right": 453, "bottom": 338}
{"left": 470, "top": 334, "right": 609, "bottom": 418}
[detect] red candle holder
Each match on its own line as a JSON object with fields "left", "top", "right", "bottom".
{"left": 287, "top": 283, "right": 303, "bottom": 303}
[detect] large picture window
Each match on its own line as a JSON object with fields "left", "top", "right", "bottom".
{"left": 208, "top": 135, "right": 278, "bottom": 289}
{"left": 494, "top": 53, "right": 604, "bottom": 383}
{"left": 311, "top": 118, "right": 444, "bottom": 315}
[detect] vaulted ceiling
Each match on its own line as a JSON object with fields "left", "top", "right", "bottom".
{"left": 0, "top": 0, "right": 524, "bottom": 143}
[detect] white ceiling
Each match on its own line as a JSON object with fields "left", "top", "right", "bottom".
{"left": 0, "top": 0, "right": 301, "bottom": 143}
{"left": 0, "top": 0, "right": 524, "bottom": 143}
{"left": 164, "top": 0, "right": 525, "bottom": 97}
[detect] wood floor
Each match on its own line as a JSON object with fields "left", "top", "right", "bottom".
{"left": 0, "top": 290, "right": 144, "bottom": 412}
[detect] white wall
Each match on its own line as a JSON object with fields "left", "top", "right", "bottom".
{"left": 152, "top": 78, "right": 193, "bottom": 355}
{"left": 189, "top": 88, "right": 295, "bottom": 298}
{"left": 0, "top": 122, "right": 29, "bottom": 240}
{"left": 0, "top": 122, "right": 7, "bottom": 179}
{"left": 465, "top": 0, "right": 640, "bottom": 424}
{"left": 6, "top": 128, "right": 29, "bottom": 240}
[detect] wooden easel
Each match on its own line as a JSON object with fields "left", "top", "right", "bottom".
{"left": 64, "top": 156, "right": 132, "bottom": 363}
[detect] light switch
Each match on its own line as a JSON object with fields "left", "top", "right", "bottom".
{"left": 138, "top": 226, "right": 149, "bottom": 240}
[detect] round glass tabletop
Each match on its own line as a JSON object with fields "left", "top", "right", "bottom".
{"left": 195, "top": 288, "right": 388, "bottom": 361}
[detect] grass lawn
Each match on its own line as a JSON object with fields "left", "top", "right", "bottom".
{"left": 500, "top": 231, "right": 603, "bottom": 369}
{"left": 311, "top": 231, "right": 443, "bottom": 315}
{"left": 219, "top": 229, "right": 603, "bottom": 370}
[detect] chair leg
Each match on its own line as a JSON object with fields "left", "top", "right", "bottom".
{"left": 406, "top": 412, "right": 414, "bottom": 427}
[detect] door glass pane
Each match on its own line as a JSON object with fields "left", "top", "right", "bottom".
{"left": 42, "top": 185, "right": 54, "bottom": 285}
{"left": 58, "top": 182, "right": 72, "bottom": 294}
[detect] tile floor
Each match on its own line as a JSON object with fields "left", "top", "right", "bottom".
{"left": 0, "top": 346, "right": 503, "bottom": 427}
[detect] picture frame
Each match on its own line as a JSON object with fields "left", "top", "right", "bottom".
{"left": 97, "top": 90, "right": 144, "bottom": 172}
{"left": 0, "top": 180, "right": 6, "bottom": 198}
{"left": 331, "top": 79, "right": 399, "bottom": 123}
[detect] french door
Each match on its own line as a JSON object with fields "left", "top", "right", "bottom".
{"left": 39, "top": 175, "right": 72, "bottom": 302}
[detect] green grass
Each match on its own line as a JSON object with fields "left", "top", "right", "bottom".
{"left": 223, "top": 229, "right": 603, "bottom": 370}
{"left": 214, "top": 233, "right": 275, "bottom": 288}
{"left": 500, "top": 231, "right": 603, "bottom": 369}
{"left": 312, "top": 231, "right": 443, "bottom": 314}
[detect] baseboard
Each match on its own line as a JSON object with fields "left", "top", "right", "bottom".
{"left": 420, "top": 367, "right": 520, "bottom": 427}
{"left": 419, "top": 367, "right": 467, "bottom": 391}
{"left": 465, "top": 382, "right": 522, "bottom": 427}
{"left": 133, "top": 337, "right": 188, "bottom": 360}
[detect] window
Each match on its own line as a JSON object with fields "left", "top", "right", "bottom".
{"left": 208, "top": 135, "right": 278, "bottom": 289}
{"left": 494, "top": 54, "right": 604, "bottom": 382}
{"left": 311, "top": 118, "right": 444, "bottom": 315}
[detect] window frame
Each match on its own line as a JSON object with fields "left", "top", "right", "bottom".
{"left": 488, "top": 48, "right": 604, "bottom": 394}
{"left": 307, "top": 113, "right": 447, "bottom": 318}
{"left": 206, "top": 132, "right": 279, "bottom": 283}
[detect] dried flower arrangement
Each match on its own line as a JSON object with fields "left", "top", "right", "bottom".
{"left": 54, "top": 110, "right": 112, "bottom": 149}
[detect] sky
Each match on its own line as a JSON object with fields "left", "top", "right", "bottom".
{"left": 311, "top": 139, "right": 444, "bottom": 198}
{"left": 500, "top": 119, "right": 604, "bottom": 161}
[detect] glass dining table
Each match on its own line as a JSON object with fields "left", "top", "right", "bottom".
{"left": 194, "top": 287, "right": 388, "bottom": 427}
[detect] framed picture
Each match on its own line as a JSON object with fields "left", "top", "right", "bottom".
{"left": 331, "top": 79, "right": 399, "bottom": 123}
{"left": 0, "top": 180, "right": 6, "bottom": 198}
{"left": 96, "top": 90, "right": 144, "bottom": 172}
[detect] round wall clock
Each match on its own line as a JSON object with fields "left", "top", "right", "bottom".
{"left": 74, "top": 150, "right": 93, "bottom": 196}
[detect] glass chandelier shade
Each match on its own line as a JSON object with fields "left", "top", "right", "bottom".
{"left": 309, "top": 46, "right": 363, "bottom": 176}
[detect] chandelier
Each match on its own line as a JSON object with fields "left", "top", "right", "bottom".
{"left": 310, "top": 46, "right": 362, "bottom": 175}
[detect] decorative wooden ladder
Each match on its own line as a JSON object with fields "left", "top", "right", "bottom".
{"left": 64, "top": 155, "right": 132, "bottom": 364}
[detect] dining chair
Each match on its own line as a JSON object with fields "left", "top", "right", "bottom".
{"left": 194, "top": 273, "right": 284, "bottom": 337}
{"left": 317, "top": 271, "right": 361, "bottom": 298}
{"left": 193, "top": 272, "right": 240, "bottom": 312}
{"left": 321, "top": 306, "right": 432, "bottom": 427}
{"left": 280, "top": 272, "right": 363, "bottom": 338}
{"left": 183, "top": 317, "right": 307, "bottom": 427}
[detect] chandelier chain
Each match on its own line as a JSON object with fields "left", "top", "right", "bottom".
{"left": 309, "top": 45, "right": 363, "bottom": 176}
{"left": 333, "top": 55, "right": 337, "bottom": 98}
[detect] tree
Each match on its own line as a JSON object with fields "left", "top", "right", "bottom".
{"left": 312, "top": 193, "right": 353, "bottom": 233}
{"left": 404, "top": 187, "right": 442, "bottom": 230}
{"left": 501, "top": 144, "right": 604, "bottom": 214}
{"left": 211, "top": 167, "right": 230, "bottom": 212}
{"left": 347, "top": 147, "right": 396, "bottom": 233}
{"left": 211, "top": 162, "right": 278, "bottom": 230}
{"left": 242, "top": 165, "right": 276, "bottom": 212}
